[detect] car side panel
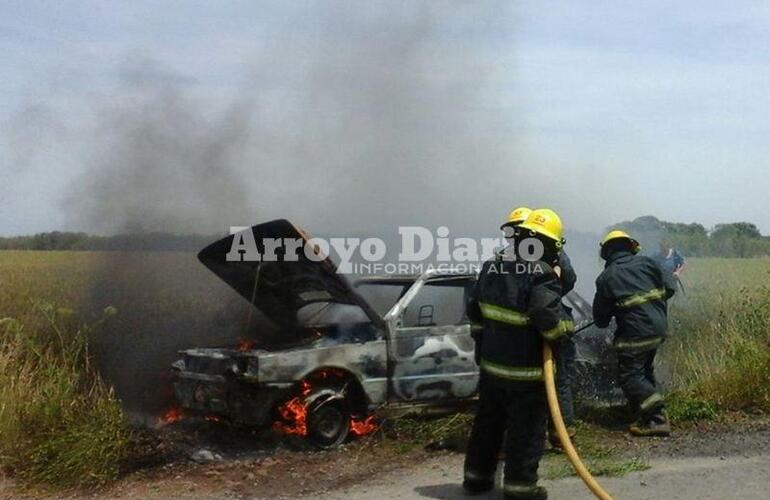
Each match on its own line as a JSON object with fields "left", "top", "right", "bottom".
{"left": 257, "top": 340, "right": 389, "bottom": 406}
{"left": 387, "top": 324, "right": 479, "bottom": 401}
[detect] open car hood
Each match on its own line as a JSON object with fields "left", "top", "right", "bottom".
{"left": 198, "top": 219, "right": 382, "bottom": 329}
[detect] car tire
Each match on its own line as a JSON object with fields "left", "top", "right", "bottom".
{"left": 306, "top": 396, "right": 350, "bottom": 448}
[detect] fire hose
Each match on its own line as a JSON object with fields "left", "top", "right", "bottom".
{"left": 543, "top": 342, "right": 614, "bottom": 500}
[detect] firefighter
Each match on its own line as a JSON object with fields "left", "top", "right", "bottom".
{"left": 501, "top": 206, "right": 578, "bottom": 446}
{"left": 465, "top": 208, "right": 574, "bottom": 500}
{"left": 593, "top": 230, "right": 676, "bottom": 436}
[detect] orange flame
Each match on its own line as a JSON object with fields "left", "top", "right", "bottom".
{"left": 272, "top": 379, "right": 312, "bottom": 436}
{"left": 349, "top": 415, "right": 378, "bottom": 436}
{"left": 160, "top": 407, "right": 184, "bottom": 425}
{"left": 272, "top": 371, "right": 378, "bottom": 439}
{"left": 237, "top": 339, "right": 256, "bottom": 352}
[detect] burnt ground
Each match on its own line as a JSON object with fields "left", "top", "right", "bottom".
{"left": 2, "top": 413, "right": 769, "bottom": 499}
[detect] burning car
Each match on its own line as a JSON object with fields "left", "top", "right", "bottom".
{"left": 172, "top": 219, "right": 617, "bottom": 447}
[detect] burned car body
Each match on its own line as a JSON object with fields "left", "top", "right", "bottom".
{"left": 173, "top": 220, "right": 618, "bottom": 446}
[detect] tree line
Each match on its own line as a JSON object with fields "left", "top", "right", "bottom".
{"left": 612, "top": 216, "right": 770, "bottom": 258}
{"left": 1, "top": 217, "right": 769, "bottom": 258}
{"left": 0, "top": 231, "right": 216, "bottom": 252}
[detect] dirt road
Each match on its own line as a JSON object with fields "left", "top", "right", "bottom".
{"left": 312, "top": 453, "right": 770, "bottom": 500}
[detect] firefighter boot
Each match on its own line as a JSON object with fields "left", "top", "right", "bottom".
{"left": 462, "top": 477, "right": 494, "bottom": 495}
{"left": 503, "top": 482, "right": 548, "bottom": 500}
{"left": 462, "top": 470, "right": 494, "bottom": 495}
{"left": 630, "top": 409, "right": 671, "bottom": 437}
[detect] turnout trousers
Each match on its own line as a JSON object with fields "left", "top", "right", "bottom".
{"left": 464, "top": 372, "right": 547, "bottom": 489}
{"left": 553, "top": 337, "right": 576, "bottom": 426}
{"left": 616, "top": 346, "right": 665, "bottom": 419}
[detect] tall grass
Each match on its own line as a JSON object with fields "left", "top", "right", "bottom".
{"left": 0, "top": 303, "right": 128, "bottom": 487}
{"left": 0, "top": 250, "right": 233, "bottom": 488}
{"left": 664, "top": 258, "right": 770, "bottom": 415}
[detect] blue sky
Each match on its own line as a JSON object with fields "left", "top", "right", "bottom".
{"left": 1, "top": 1, "right": 769, "bottom": 236}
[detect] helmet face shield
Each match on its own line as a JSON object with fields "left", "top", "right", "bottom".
{"left": 499, "top": 222, "right": 519, "bottom": 236}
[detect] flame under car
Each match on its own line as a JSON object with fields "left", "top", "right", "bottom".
{"left": 172, "top": 219, "right": 618, "bottom": 448}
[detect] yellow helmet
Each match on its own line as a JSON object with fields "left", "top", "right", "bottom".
{"left": 519, "top": 208, "right": 564, "bottom": 244}
{"left": 500, "top": 206, "right": 532, "bottom": 229}
{"left": 600, "top": 229, "right": 640, "bottom": 254}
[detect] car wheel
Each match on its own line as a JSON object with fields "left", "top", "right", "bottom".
{"left": 306, "top": 396, "right": 350, "bottom": 448}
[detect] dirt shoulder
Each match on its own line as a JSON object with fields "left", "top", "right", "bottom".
{"left": 3, "top": 416, "right": 769, "bottom": 499}
{"left": 2, "top": 425, "right": 432, "bottom": 500}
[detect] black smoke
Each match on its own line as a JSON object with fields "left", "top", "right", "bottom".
{"left": 57, "top": 2, "right": 606, "bottom": 417}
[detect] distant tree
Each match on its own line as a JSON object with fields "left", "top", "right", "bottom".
{"left": 711, "top": 222, "right": 762, "bottom": 240}
{"left": 708, "top": 223, "right": 764, "bottom": 257}
{"left": 608, "top": 217, "right": 769, "bottom": 258}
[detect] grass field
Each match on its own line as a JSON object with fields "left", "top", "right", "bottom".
{"left": 662, "top": 257, "right": 770, "bottom": 418}
{"left": 0, "top": 251, "right": 768, "bottom": 487}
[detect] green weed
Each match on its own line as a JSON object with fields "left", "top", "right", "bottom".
{"left": 0, "top": 304, "right": 128, "bottom": 488}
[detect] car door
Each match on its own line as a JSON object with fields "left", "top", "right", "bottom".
{"left": 388, "top": 280, "right": 479, "bottom": 402}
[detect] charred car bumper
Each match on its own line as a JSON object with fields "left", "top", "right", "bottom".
{"left": 172, "top": 348, "right": 293, "bottom": 426}
{"left": 173, "top": 375, "right": 290, "bottom": 426}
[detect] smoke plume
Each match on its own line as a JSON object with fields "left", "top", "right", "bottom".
{"left": 58, "top": 2, "right": 604, "bottom": 416}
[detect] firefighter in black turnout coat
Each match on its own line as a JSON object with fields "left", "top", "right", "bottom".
{"left": 500, "top": 207, "right": 578, "bottom": 444}
{"left": 464, "top": 209, "right": 574, "bottom": 500}
{"left": 593, "top": 230, "right": 676, "bottom": 436}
